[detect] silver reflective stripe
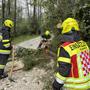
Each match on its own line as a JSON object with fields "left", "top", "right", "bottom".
{"left": 0, "top": 33, "right": 2, "bottom": 35}
{"left": 56, "top": 77, "right": 64, "bottom": 84}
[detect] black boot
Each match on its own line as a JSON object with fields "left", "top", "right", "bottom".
{"left": 0, "top": 69, "right": 8, "bottom": 79}
{"left": 0, "top": 73, "right": 8, "bottom": 79}
{"left": 52, "top": 80, "right": 64, "bottom": 90}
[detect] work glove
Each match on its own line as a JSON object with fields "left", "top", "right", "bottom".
{"left": 52, "top": 80, "right": 64, "bottom": 90}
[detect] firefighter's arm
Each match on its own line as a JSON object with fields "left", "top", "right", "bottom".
{"left": 53, "top": 47, "right": 71, "bottom": 90}
{"left": 2, "top": 29, "right": 11, "bottom": 49}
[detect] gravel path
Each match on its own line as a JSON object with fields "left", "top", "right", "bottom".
{"left": 0, "top": 68, "right": 46, "bottom": 90}
{"left": 16, "top": 36, "right": 41, "bottom": 49}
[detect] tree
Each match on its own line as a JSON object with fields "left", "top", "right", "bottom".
{"left": 41, "top": 0, "right": 81, "bottom": 52}
{"left": 32, "top": 0, "right": 37, "bottom": 34}
{"left": 2, "top": 0, "right": 5, "bottom": 23}
{"left": 26, "top": 0, "right": 30, "bottom": 20}
{"left": 14, "top": 0, "right": 17, "bottom": 34}
{"left": 7, "top": 0, "right": 11, "bottom": 17}
{"left": 75, "top": 0, "right": 90, "bottom": 41}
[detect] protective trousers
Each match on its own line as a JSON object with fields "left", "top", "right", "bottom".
{"left": 0, "top": 54, "right": 9, "bottom": 75}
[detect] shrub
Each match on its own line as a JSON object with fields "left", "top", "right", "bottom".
{"left": 51, "top": 32, "right": 61, "bottom": 53}
{"left": 23, "top": 55, "right": 37, "bottom": 70}
{"left": 16, "top": 22, "right": 30, "bottom": 36}
{"left": 16, "top": 47, "right": 51, "bottom": 70}
{"left": 87, "top": 41, "right": 90, "bottom": 48}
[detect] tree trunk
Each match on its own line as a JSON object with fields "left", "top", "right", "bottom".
{"left": 26, "top": 0, "right": 30, "bottom": 19}
{"left": 26, "top": 0, "right": 31, "bottom": 31}
{"left": 37, "top": 0, "right": 42, "bottom": 34}
{"left": 33, "top": 0, "right": 36, "bottom": 19}
{"left": 8, "top": 0, "right": 11, "bottom": 17}
{"left": 32, "top": 0, "right": 37, "bottom": 34}
{"left": 14, "top": 0, "right": 17, "bottom": 34}
{"left": 2, "top": 0, "right": 5, "bottom": 23}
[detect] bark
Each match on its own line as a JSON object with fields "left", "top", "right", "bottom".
{"left": 26, "top": 0, "right": 30, "bottom": 20}
{"left": 14, "top": 0, "right": 17, "bottom": 34}
{"left": 8, "top": 0, "right": 11, "bottom": 17}
{"left": 2, "top": 0, "right": 5, "bottom": 23}
{"left": 32, "top": 0, "right": 37, "bottom": 34}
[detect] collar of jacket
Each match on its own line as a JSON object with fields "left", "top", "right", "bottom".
{"left": 2, "top": 26, "right": 11, "bottom": 31}
{"left": 60, "top": 32, "right": 81, "bottom": 43}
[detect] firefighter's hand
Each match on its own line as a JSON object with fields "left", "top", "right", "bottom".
{"left": 52, "top": 80, "right": 63, "bottom": 90}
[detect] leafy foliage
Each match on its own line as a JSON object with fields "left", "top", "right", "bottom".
{"left": 16, "top": 21, "right": 30, "bottom": 36}
{"left": 51, "top": 32, "right": 61, "bottom": 53}
{"left": 16, "top": 47, "right": 51, "bottom": 70}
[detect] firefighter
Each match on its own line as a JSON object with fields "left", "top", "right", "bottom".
{"left": 0, "top": 19, "right": 14, "bottom": 79}
{"left": 38, "top": 30, "right": 51, "bottom": 49}
{"left": 53, "top": 18, "right": 90, "bottom": 90}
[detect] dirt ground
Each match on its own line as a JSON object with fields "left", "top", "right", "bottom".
{"left": 0, "top": 36, "right": 55, "bottom": 90}
{"left": 0, "top": 67, "right": 46, "bottom": 90}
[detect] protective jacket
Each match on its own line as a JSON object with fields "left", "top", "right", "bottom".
{"left": 55, "top": 32, "right": 90, "bottom": 90}
{"left": 0, "top": 26, "right": 11, "bottom": 55}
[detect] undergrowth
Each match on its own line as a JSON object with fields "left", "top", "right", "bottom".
{"left": 16, "top": 47, "right": 53, "bottom": 70}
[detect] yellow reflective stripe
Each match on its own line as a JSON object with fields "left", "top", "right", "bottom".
{"left": 64, "top": 80, "right": 90, "bottom": 89}
{"left": 66, "top": 76, "right": 90, "bottom": 83}
{"left": 58, "top": 57, "right": 70, "bottom": 63}
{"left": 57, "top": 48, "right": 60, "bottom": 57}
{"left": 0, "top": 65, "right": 5, "bottom": 69}
{"left": 3, "top": 43, "right": 10, "bottom": 47}
{"left": 57, "top": 62, "right": 59, "bottom": 67}
{"left": 64, "top": 45, "right": 78, "bottom": 56}
{"left": 63, "top": 45, "right": 72, "bottom": 56}
{"left": 77, "top": 53, "right": 84, "bottom": 78}
{"left": 63, "top": 40, "right": 89, "bottom": 57}
{"left": 0, "top": 35, "right": 2, "bottom": 39}
{"left": 0, "top": 50, "right": 11, "bottom": 54}
{"left": 2, "top": 40, "right": 10, "bottom": 42}
{"left": 55, "top": 72, "right": 66, "bottom": 81}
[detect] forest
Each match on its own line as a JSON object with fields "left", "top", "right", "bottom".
{"left": 0, "top": 0, "right": 90, "bottom": 90}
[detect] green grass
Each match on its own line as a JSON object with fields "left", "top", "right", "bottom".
{"left": 13, "top": 34, "right": 38, "bottom": 44}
